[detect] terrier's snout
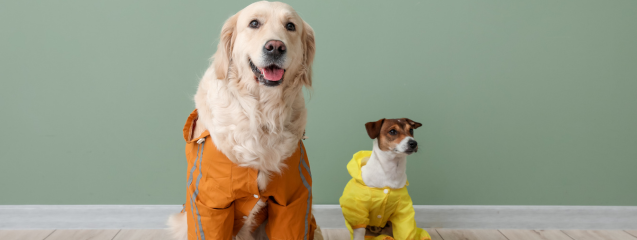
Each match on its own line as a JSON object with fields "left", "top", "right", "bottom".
{"left": 263, "top": 40, "right": 286, "bottom": 59}
{"left": 408, "top": 139, "right": 418, "bottom": 149}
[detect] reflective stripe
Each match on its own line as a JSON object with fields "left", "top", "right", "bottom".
{"left": 187, "top": 143, "right": 204, "bottom": 187}
{"left": 189, "top": 193, "right": 199, "bottom": 240}
{"left": 298, "top": 146, "right": 311, "bottom": 240}
{"left": 188, "top": 140, "right": 206, "bottom": 240}
{"left": 300, "top": 154, "right": 312, "bottom": 178}
{"left": 188, "top": 143, "right": 203, "bottom": 240}
{"left": 193, "top": 139, "right": 206, "bottom": 240}
{"left": 191, "top": 194, "right": 205, "bottom": 240}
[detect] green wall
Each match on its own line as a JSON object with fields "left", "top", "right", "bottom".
{"left": 1, "top": 0, "right": 636, "bottom": 205}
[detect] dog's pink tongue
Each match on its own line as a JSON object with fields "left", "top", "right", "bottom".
{"left": 261, "top": 68, "right": 284, "bottom": 81}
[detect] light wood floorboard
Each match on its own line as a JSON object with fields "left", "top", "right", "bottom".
{"left": 436, "top": 229, "right": 508, "bottom": 240}
{"left": 43, "top": 229, "right": 120, "bottom": 240}
{"left": 0, "top": 230, "right": 55, "bottom": 240}
{"left": 499, "top": 230, "right": 574, "bottom": 240}
{"left": 562, "top": 230, "right": 637, "bottom": 240}
{"left": 112, "top": 229, "right": 173, "bottom": 240}
{"left": 425, "top": 228, "right": 444, "bottom": 240}
{"left": 625, "top": 230, "right": 637, "bottom": 238}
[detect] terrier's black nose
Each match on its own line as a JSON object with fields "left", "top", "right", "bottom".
{"left": 263, "top": 40, "right": 286, "bottom": 59}
{"left": 408, "top": 140, "right": 418, "bottom": 149}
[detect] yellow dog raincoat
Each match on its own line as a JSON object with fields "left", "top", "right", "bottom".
{"left": 339, "top": 151, "right": 431, "bottom": 240}
{"left": 182, "top": 110, "right": 317, "bottom": 240}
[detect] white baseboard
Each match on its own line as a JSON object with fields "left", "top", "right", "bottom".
{"left": 1, "top": 205, "right": 636, "bottom": 229}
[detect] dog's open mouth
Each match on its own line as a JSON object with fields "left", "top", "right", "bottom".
{"left": 250, "top": 59, "right": 285, "bottom": 87}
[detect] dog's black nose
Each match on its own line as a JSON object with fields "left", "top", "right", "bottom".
{"left": 263, "top": 40, "right": 286, "bottom": 59}
{"left": 408, "top": 140, "right": 418, "bottom": 149}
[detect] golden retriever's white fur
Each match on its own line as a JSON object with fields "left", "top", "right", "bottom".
{"left": 195, "top": 0, "right": 314, "bottom": 190}
{"left": 168, "top": 1, "right": 319, "bottom": 240}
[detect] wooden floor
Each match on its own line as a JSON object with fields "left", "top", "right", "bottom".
{"left": 1, "top": 229, "right": 636, "bottom": 240}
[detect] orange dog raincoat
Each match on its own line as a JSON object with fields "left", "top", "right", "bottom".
{"left": 182, "top": 110, "right": 317, "bottom": 240}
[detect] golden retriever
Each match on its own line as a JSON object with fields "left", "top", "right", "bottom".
{"left": 168, "top": 1, "right": 319, "bottom": 240}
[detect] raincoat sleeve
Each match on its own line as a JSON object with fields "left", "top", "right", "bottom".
{"left": 388, "top": 193, "right": 431, "bottom": 240}
{"left": 339, "top": 181, "right": 370, "bottom": 230}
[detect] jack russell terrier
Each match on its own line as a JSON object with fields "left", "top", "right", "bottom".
{"left": 339, "top": 118, "right": 431, "bottom": 240}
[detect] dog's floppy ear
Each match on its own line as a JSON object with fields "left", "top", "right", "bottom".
{"left": 405, "top": 118, "right": 422, "bottom": 129}
{"left": 213, "top": 13, "right": 239, "bottom": 80}
{"left": 300, "top": 21, "right": 315, "bottom": 87}
{"left": 365, "top": 118, "right": 385, "bottom": 139}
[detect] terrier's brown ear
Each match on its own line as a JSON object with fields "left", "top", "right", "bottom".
{"left": 405, "top": 118, "right": 422, "bottom": 129}
{"left": 365, "top": 118, "right": 385, "bottom": 139}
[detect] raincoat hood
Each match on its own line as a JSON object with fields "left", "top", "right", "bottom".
{"left": 347, "top": 151, "right": 372, "bottom": 184}
{"left": 347, "top": 151, "right": 409, "bottom": 187}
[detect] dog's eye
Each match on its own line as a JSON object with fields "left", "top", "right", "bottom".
{"left": 249, "top": 20, "right": 260, "bottom": 29}
{"left": 286, "top": 22, "right": 296, "bottom": 31}
{"left": 409, "top": 129, "right": 414, "bottom": 136}
{"left": 389, "top": 129, "right": 397, "bottom": 135}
